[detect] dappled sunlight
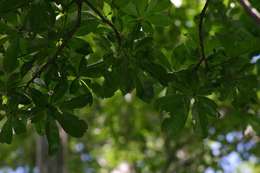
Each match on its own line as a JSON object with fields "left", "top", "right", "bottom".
{"left": 170, "top": 0, "right": 183, "bottom": 8}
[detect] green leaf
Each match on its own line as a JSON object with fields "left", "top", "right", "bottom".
{"left": 32, "top": 110, "right": 47, "bottom": 136}
{"left": 168, "top": 69, "right": 198, "bottom": 95}
{"left": 80, "top": 61, "right": 107, "bottom": 77}
{"left": 0, "top": 119, "right": 13, "bottom": 144}
{"left": 100, "top": 75, "right": 118, "bottom": 96}
{"left": 45, "top": 116, "right": 60, "bottom": 155}
{"left": 51, "top": 79, "right": 69, "bottom": 103}
{"left": 192, "top": 100, "right": 209, "bottom": 138}
{"left": 0, "top": 0, "right": 29, "bottom": 15}
{"left": 69, "top": 38, "right": 92, "bottom": 55}
{"left": 122, "top": 2, "right": 138, "bottom": 16}
{"left": 146, "top": 14, "right": 171, "bottom": 26}
{"left": 20, "top": 60, "right": 34, "bottom": 76}
{"left": 3, "top": 37, "right": 19, "bottom": 73}
{"left": 61, "top": 93, "right": 93, "bottom": 109}
{"left": 191, "top": 97, "right": 219, "bottom": 138}
{"left": 133, "top": 0, "right": 148, "bottom": 16}
{"left": 13, "top": 92, "right": 31, "bottom": 105}
{"left": 56, "top": 112, "right": 88, "bottom": 138}
{"left": 113, "top": 0, "right": 131, "bottom": 7}
{"left": 78, "top": 57, "right": 88, "bottom": 75}
{"left": 70, "top": 79, "right": 80, "bottom": 94}
{"left": 135, "top": 78, "right": 154, "bottom": 103}
{"left": 76, "top": 19, "right": 99, "bottom": 36}
{"left": 30, "top": 88, "right": 48, "bottom": 107}
{"left": 25, "top": 0, "right": 55, "bottom": 32}
{"left": 147, "top": 0, "right": 172, "bottom": 13}
{"left": 171, "top": 43, "right": 195, "bottom": 70}
{"left": 12, "top": 117, "right": 27, "bottom": 135}
{"left": 197, "top": 96, "right": 219, "bottom": 118}
{"left": 217, "top": 28, "right": 259, "bottom": 57}
{"left": 140, "top": 61, "right": 169, "bottom": 86}
{"left": 156, "top": 94, "right": 190, "bottom": 137}
{"left": 147, "top": 0, "right": 171, "bottom": 12}
{"left": 6, "top": 73, "right": 21, "bottom": 91}
{"left": 0, "top": 22, "right": 16, "bottom": 34}
{"left": 115, "top": 62, "right": 135, "bottom": 94}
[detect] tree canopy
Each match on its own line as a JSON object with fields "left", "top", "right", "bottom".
{"left": 0, "top": 0, "right": 260, "bottom": 156}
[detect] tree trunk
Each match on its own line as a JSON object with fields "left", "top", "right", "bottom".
{"left": 36, "top": 128, "right": 68, "bottom": 173}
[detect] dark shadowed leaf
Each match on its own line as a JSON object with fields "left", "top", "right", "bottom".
{"left": 70, "top": 79, "right": 80, "bottom": 94}
{"left": 3, "top": 37, "right": 19, "bottom": 73}
{"left": 140, "top": 61, "right": 169, "bottom": 86}
{"left": 30, "top": 88, "right": 48, "bottom": 107}
{"left": 192, "top": 100, "right": 209, "bottom": 138}
{"left": 32, "top": 110, "right": 47, "bottom": 136}
{"left": 69, "top": 38, "right": 92, "bottom": 55}
{"left": 76, "top": 19, "right": 99, "bottom": 36}
{"left": 56, "top": 112, "right": 88, "bottom": 138}
{"left": 25, "top": 0, "right": 55, "bottom": 32}
{"left": 51, "top": 79, "right": 69, "bottom": 103}
{"left": 12, "top": 118, "right": 27, "bottom": 135}
{"left": 61, "top": 93, "right": 93, "bottom": 109}
{"left": 80, "top": 61, "right": 107, "bottom": 78}
{"left": 147, "top": 0, "right": 171, "bottom": 12}
{"left": 156, "top": 94, "right": 190, "bottom": 137}
{"left": 135, "top": 78, "right": 154, "bottom": 102}
{"left": 146, "top": 14, "right": 171, "bottom": 26}
{"left": 0, "top": 0, "right": 29, "bottom": 15}
{"left": 191, "top": 96, "right": 219, "bottom": 137}
{"left": 0, "top": 119, "right": 13, "bottom": 144}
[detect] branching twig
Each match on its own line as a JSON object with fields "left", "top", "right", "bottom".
{"left": 195, "top": 0, "right": 210, "bottom": 70}
{"left": 83, "top": 0, "right": 122, "bottom": 46}
{"left": 25, "top": 0, "right": 83, "bottom": 89}
{"left": 239, "top": 0, "right": 260, "bottom": 25}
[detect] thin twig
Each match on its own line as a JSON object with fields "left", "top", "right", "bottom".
{"left": 25, "top": 0, "right": 83, "bottom": 89}
{"left": 239, "top": 0, "right": 260, "bottom": 25}
{"left": 195, "top": 0, "right": 210, "bottom": 70}
{"left": 83, "top": 0, "right": 122, "bottom": 46}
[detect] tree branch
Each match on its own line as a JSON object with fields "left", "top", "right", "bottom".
{"left": 25, "top": 0, "right": 83, "bottom": 89}
{"left": 83, "top": 0, "right": 122, "bottom": 46}
{"left": 239, "top": 0, "right": 260, "bottom": 25}
{"left": 195, "top": 0, "right": 210, "bottom": 70}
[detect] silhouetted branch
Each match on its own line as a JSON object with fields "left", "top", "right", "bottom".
{"left": 239, "top": 0, "right": 260, "bottom": 25}
{"left": 195, "top": 0, "right": 210, "bottom": 70}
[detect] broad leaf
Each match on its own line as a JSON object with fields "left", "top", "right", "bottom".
{"left": 51, "top": 79, "right": 69, "bottom": 103}
{"left": 30, "top": 88, "right": 48, "bottom": 107}
{"left": 192, "top": 100, "right": 209, "bottom": 138}
{"left": 61, "top": 93, "right": 93, "bottom": 109}
{"left": 0, "top": 119, "right": 13, "bottom": 144}
{"left": 156, "top": 94, "right": 190, "bottom": 137}
{"left": 56, "top": 112, "right": 88, "bottom": 138}
{"left": 146, "top": 14, "right": 171, "bottom": 26}
{"left": 191, "top": 97, "right": 219, "bottom": 137}
{"left": 3, "top": 37, "right": 19, "bottom": 73}
{"left": 12, "top": 118, "right": 27, "bottom": 135}
{"left": 0, "top": 0, "right": 29, "bottom": 15}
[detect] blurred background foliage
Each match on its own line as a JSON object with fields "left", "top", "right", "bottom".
{"left": 0, "top": 92, "right": 259, "bottom": 173}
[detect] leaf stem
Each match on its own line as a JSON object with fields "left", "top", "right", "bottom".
{"left": 195, "top": 0, "right": 210, "bottom": 70}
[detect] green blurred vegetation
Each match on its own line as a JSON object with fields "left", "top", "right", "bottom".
{"left": 1, "top": 92, "right": 259, "bottom": 173}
